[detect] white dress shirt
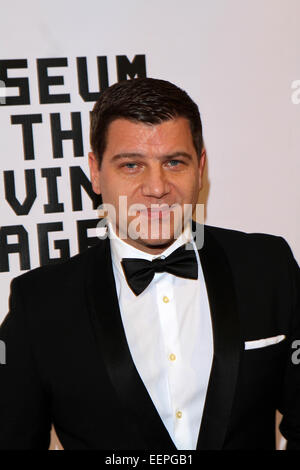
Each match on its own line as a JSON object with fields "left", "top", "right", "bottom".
{"left": 108, "top": 221, "right": 213, "bottom": 450}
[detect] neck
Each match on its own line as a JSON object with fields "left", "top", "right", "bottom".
{"left": 107, "top": 219, "right": 193, "bottom": 255}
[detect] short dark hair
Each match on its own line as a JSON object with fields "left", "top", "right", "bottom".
{"left": 90, "top": 77, "right": 203, "bottom": 167}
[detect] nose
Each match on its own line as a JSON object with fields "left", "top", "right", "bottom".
{"left": 141, "top": 164, "right": 170, "bottom": 199}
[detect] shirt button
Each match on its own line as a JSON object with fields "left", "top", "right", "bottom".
{"left": 169, "top": 353, "right": 176, "bottom": 361}
{"left": 163, "top": 296, "right": 169, "bottom": 303}
{"left": 176, "top": 411, "right": 182, "bottom": 419}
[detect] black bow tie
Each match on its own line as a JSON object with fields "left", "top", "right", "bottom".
{"left": 121, "top": 244, "right": 198, "bottom": 296}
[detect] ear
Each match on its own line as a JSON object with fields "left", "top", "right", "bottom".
{"left": 88, "top": 152, "right": 101, "bottom": 195}
{"left": 198, "top": 147, "right": 206, "bottom": 189}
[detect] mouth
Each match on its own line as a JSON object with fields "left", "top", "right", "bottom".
{"left": 139, "top": 204, "right": 174, "bottom": 220}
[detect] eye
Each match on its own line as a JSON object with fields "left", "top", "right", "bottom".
{"left": 121, "top": 162, "right": 139, "bottom": 170}
{"left": 125, "top": 162, "right": 137, "bottom": 169}
{"left": 166, "top": 160, "right": 182, "bottom": 167}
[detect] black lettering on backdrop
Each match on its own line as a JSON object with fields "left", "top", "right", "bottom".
{"left": 77, "top": 218, "right": 100, "bottom": 253}
{"left": 1, "top": 54, "right": 147, "bottom": 272}
{"left": 41, "top": 168, "right": 64, "bottom": 213}
{"left": 0, "top": 59, "right": 30, "bottom": 105}
{"left": 50, "top": 112, "right": 83, "bottom": 158}
{"left": 0, "top": 225, "right": 30, "bottom": 272}
{"left": 4, "top": 169, "right": 37, "bottom": 215}
{"left": 77, "top": 56, "right": 109, "bottom": 102}
{"left": 116, "top": 55, "right": 146, "bottom": 80}
{"left": 70, "top": 166, "right": 102, "bottom": 211}
{"left": 37, "top": 222, "right": 70, "bottom": 266}
{"left": 11, "top": 114, "right": 42, "bottom": 160}
{"left": 0, "top": 219, "right": 100, "bottom": 272}
{"left": 37, "top": 58, "right": 71, "bottom": 104}
{"left": 3, "top": 166, "right": 100, "bottom": 214}
{"left": 1, "top": 55, "right": 147, "bottom": 106}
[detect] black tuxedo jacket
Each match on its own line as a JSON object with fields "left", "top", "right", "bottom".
{"left": 0, "top": 224, "right": 299, "bottom": 450}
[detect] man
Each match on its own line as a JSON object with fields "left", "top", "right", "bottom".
{"left": 0, "top": 78, "right": 299, "bottom": 450}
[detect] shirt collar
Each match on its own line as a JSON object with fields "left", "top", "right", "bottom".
{"left": 107, "top": 220, "right": 194, "bottom": 280}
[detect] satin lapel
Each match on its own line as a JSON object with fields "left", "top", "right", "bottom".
{"left": 85, "top": 238, "right": 175, "bottom": 450}
{"left": 196, "top": 226, "right": 242, "bottom": 450}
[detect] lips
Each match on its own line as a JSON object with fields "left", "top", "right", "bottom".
{"left": 139, "top": 205, "right": 172, "bottom": 220}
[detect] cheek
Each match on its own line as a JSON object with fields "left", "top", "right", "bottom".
{"left": 176, "top": 174, "right": 200, "bottom": 198}
{"left": 100, "top": 174, "right": 133, "bottom": 205}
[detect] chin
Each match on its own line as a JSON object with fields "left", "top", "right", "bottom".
{"left": 140, "top": 237, "right": 175, "bottom": 250}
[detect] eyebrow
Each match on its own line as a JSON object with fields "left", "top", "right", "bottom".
{"left": 111, "top": 151, "right": 193, "bottom": 162}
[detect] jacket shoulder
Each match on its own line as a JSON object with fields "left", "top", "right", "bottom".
{"left": 11, "top": 240, "right": 105, "bottom": 290}
{"left": 205, "top": 224, "right": 289, "bottom": 250}
{"left": 204, "top": 224, "right": 296, "bottom": 270}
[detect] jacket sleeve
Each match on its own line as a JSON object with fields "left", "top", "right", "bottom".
{"left": 0, "top": 276, "right": 51, "bottom": 449}
{"left": 278, "top": 239, "right": 300, "bottom": 450}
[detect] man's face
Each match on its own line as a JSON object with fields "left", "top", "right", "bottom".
{"left": 89, "top": 117, "right": 205, "bottom": 254}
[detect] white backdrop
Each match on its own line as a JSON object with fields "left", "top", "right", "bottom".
{"left": 1, "top": 0, "right": 299, "bottom": 450}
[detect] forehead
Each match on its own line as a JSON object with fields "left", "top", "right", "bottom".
{"left": 104, "top": 117, "right": 195, "bottom": 154}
